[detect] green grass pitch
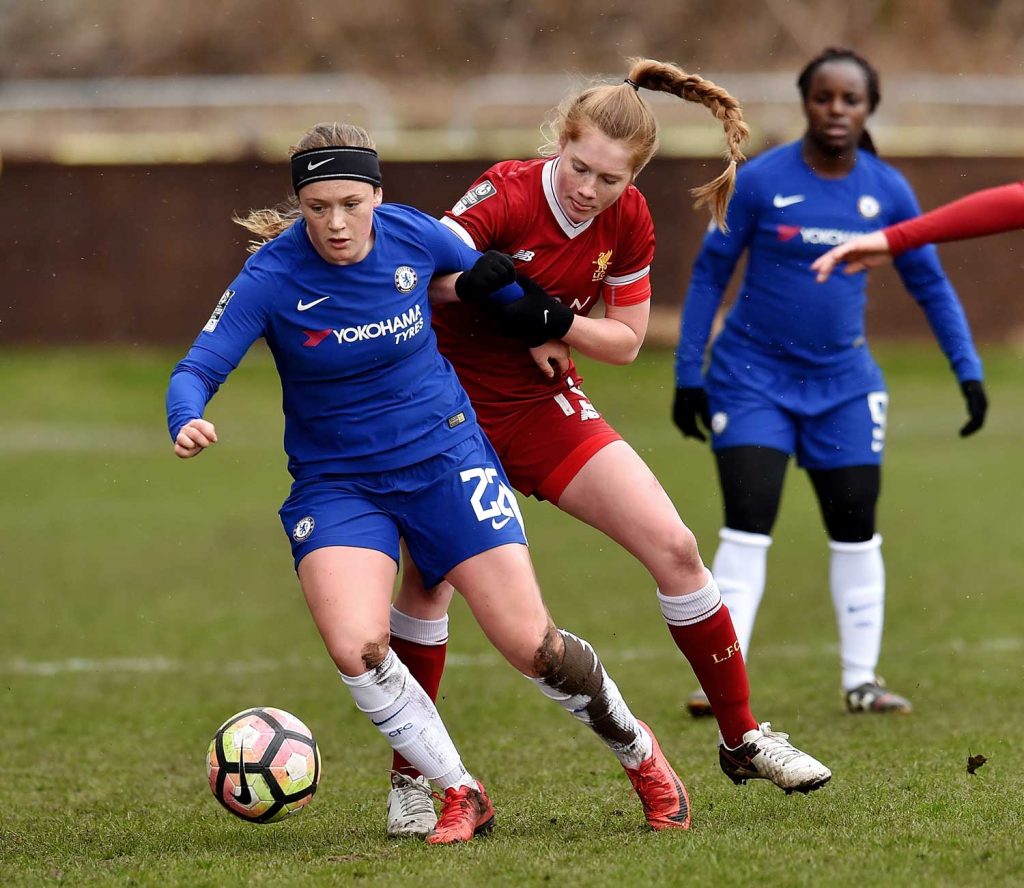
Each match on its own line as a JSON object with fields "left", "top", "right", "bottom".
{"left": 1, "top": 344, "right": 1022, "bottom": 886}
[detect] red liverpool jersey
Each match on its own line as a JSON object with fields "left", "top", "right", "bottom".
{"left": 434, "top": 157, "right": 655, "bottom": 406}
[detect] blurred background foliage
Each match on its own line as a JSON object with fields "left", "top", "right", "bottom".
{"left": 2, "top": 0, "right": 1023, "bottom": 163}
{"left": 3, "top": 0, "right": 1022, "bottom": 79}
{"left": 2, "top": 0, "right": 1022, "bottom": 344}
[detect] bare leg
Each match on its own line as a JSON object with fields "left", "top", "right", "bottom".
{"left": 447, "top": 543, "right": 650, "bottom": 765}
{"left": 389, "top": 541, "right": 455, "bottom": 778}
{"left": 395, "top": 539, "right": 455, "bottom": 619}
{"left": 556, "top": 440, "right": 706, "bottom": 594}
{"left": 298, "top": 546, "right": 474, "bottom": 789}
{"left": 556, "top": 441, "right": 756, "bottom": 747}
{"left": 447, "top": 542, "right": 691, "bottom": 830}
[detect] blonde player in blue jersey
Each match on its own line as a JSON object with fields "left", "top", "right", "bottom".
{"left": 167, "top": 122, "right": 692, "bottom": 844}
{"left": 672, "top": 49, "right": 987, "bottom": 718}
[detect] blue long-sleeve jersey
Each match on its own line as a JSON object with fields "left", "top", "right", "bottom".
{"left": 166, "top": 204, "right": 499, "bottom": 478}
{"left": 675, "top": 141, "right": 983, "bottom": 389}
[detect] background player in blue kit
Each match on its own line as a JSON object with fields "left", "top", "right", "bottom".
{"left": 672, "top": 49, "right": 987, "bottom": 716}
{"left": 166, "top": 122, "right": 691, "bottom": 843}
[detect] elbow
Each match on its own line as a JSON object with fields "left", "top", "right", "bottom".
{"left": 609, "top": 345, "right": 642, "bottom": 366}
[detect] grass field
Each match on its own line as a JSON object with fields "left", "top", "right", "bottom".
{"left": 2, "top": 344, "right": 1022, "bottom": 887}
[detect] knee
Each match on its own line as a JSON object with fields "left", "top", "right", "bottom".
{"left": 825, "top": 515, "right": 875, "bottom": 543}
{"left": 532, "top": 629, "right": 602, "bottom": 697}
{"left": 360, "top": 635, "right": 391, "bottom": 671}
{"left": 724, "top": 503, "right": 777, "bottom": 536}
{"left": 822, "top": 496, "right": 876, "bottom": 542}
{"left": 422, "top": 579, "right": 455, "bottom": 607}
{"left": 529, "top": 624, "right": 565, "bottom": 680}
{"left": 329, "top": 633, "right": 391, "bottom": 675}
{"left": 662, "top": 524, "right": 703, "bottom": 575}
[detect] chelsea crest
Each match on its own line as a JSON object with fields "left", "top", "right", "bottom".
{"left": 394, "top": 266, "right": 418, "bottom": 293}
{"left": 857, "top": 195, "right": 880, "bottom": 219}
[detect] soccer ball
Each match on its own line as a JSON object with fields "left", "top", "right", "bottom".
{"left": 207, "top": 707, "right": 321, "bottom": 823}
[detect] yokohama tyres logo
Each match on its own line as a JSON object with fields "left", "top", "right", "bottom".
{"left": 302, "top": 306, "right": 424, "bottom": 347}
{"left": 776, "top": 225, "right": 862, "bottom": 246}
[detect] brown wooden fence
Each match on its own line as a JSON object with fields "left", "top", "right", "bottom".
{"left": 2, "top": 157, "right": 1020, "bottom": 346}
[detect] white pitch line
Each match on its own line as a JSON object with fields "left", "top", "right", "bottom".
{"left": 2, "top": 636, "right": 1021, "bottom": 677}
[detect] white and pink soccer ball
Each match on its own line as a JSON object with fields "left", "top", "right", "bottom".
{"left": 207, "top": 707, "right": 321, "bottom": 823}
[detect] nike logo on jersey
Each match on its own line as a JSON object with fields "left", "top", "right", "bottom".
{"left": 307, "top": 158, "right": 334, "bottom": 171}
{"left": 773, "top": 193, "right": 806, "bottom": 208}
{"left": 297, "top": 296, "right": 330, "bottom": 311}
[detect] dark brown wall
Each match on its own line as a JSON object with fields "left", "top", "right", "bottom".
{"left": 2, "top": 157, "right": 1020, "bottom": 346}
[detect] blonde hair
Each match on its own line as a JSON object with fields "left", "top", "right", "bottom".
{"left": 541, "top": 58, "right": 749, "bottom": 230}
{"left": 234, "top": 122, "right": 377, "bottom": 252}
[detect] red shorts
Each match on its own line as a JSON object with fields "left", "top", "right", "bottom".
{"left": 473, "top": 374, "right": 621, "bottom": 503}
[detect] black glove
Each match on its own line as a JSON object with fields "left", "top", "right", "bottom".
{"left": 454, "top": 251, "right": 517, "bottom": 303}
{"left": 672, "top": 386, "right": 711, "bottom": 442}
{"left": 491, "top": 274, "right": 575, "bottom": 348}
{"left": 959, "top": 379, "right": 988, "bottom": 437}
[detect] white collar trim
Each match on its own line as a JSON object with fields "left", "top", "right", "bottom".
{"left": 542, "top": 157, "right": 594, "bottom": 239}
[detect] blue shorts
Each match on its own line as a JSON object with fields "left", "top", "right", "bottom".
{"left": 706, "top": 350, "right": 888, "bottom": 470}
{"left": 278, "top": 431, "right": 527, "bottom": 587}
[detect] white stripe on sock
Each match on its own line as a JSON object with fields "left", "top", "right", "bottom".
{"left": 657, "top": 570, "right": 722, "bottom": 626}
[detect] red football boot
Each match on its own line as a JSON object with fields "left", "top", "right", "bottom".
{"left": 425, "top": 781, "right": 495, "bottom": 845}
{"left": 623, "top": 721, "right": 691, "bottom": 830}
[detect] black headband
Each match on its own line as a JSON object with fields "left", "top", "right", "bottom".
{"left": 291, "top": 146, "right": 382, "bottom": 193}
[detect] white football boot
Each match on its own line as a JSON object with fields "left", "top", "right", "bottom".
{"left": 719, "top": 722, "right": 832, "bottom": 794}
{"left": 845, "top": 678, "right": 913, "bottom": 714}
{"left": 386, "top": 772, "right": 437, "bottom": 838}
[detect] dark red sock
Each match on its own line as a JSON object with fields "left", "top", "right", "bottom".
{"left": 667, "top": 605, "right": 757, "bottom": 748}
{"left": 389, "top": 636, "right": 447, "bottom": 776}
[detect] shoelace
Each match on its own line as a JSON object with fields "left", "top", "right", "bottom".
{"left": 391, "top": 773, "right": 435, "bottom": 818}
{"left": 752, "top": 722, "right": 805, "bottom": 766}
{"left": 633, "top": 754, "right": 675, "bottom": 805}
{"left": 431, "top": 786, "right": 476, "bottom": 830}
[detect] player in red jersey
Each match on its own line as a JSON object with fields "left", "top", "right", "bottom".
{"left": 812, "top": 181, "right": 1024, "bottom": 281}
{"left": 383, "top": 58, "right": 832, "bottom": 840}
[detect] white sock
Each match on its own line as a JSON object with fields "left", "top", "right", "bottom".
{"left": 711, "top": 528, "right": 771, "bottom": 657}
{"left": 656, "top": 568, "right": 721, "bottom": 626}
{"left": 389, "top": 605, "right": 449, "bottom": 645}
{"left": 529, "top": 631, "right": 653, "bottom": 769}
{"left": 339, "top": 649, "right": 474, "bottom": 790}
{"left": 830, "top": 535, "right": 884, "bottom": 691}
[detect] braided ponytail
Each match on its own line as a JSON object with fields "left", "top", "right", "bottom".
{"left": 626, "top": 59, "right": 749, "bottom": 231}
{"left": 543, "top": 59, "right": 749, "bottom": 231}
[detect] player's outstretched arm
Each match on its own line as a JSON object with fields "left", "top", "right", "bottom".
{"left": 812, "top": 230, "right": 892, "bottom": 282}
{"left": 454, "top": 251, "right": 519, "bottom": 304}
{"left": 174, "top": 418, "right": 218, "bottom": 459}
{"left": 490, "top": 275, "right": 574, "bottom": 348}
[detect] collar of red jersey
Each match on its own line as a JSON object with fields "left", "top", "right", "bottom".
{"left": 542, "top": 158, "right": 595, "bottom": 240}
